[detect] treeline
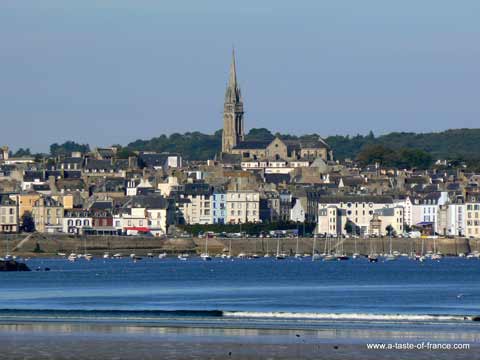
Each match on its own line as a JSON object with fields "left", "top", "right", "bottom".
{"left": 356, "top": 145, "right": 433, "bottom": 169}
{"left": 16, "top": 127, "right": 480, "bottom": 169}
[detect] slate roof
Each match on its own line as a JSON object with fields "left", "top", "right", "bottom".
{"left": 90, "top": 201, "right": 114, "bottom": 210}
{"left": 126, "top": 195, "right": 170, "bottom": 209}
{"left": 264, "top": 173, "right": 291, "bottom": 185}
{"left": 61, "top": 157, "right": 84, "bottom": 164}
{"left": 85, "top": 160, "right": 114, "bottom": 170}
{"left": 23, "top": 171, "right": 45, "bottom": 182}
{"left": 317, "top": 195, "right": 394, "bottom": 204}
{"left": 232, "top": 141, "right": 270, "bottom": 150}
{"left": 183, "top": 183, "right": 213, "bottom": 196}
{"left": 138, "top": 153, "right": 169, "bottom": 168}
{"left": 0, "top": 195, "right": 16, "bottom": 206}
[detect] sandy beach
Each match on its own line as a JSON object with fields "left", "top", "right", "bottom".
{"left": 1, "top": 322, "right": 478, "bottom": 360}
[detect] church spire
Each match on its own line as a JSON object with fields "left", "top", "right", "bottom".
{"left": 225, "top": 48, "right": 242, "bottom": 103}
{"left": 222, "top": 48, "right": 245, "bottom": 154}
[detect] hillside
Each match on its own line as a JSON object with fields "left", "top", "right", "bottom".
{"left": 121, "top": 128, "right": 480, "bottom": 165}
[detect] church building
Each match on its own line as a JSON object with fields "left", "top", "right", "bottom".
{"left": 221, "top": 51, "right": 333, "bottom": 162}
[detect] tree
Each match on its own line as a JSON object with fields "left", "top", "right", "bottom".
{"left": 20, "top": 212, "right": 35, "bottom": 233}
{"left": 356, "top": 144, "right": 396, "bottom": 166}
{"left": 344, "top": 221, "right": 355, "bottom": 235}
{"left": 385, "top": 225, "right": 395, "bottom": 236}
{"left": 245, "top": 128, "right": 274, "bottom": 142}
{"left": 50, "top": 141, "right": 90, "bottom": 157}
{"left": 12, "top": 148, "right": 31, "bottom": 157}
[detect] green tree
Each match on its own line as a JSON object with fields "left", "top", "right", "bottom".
{"left": 20, "top": 211, "right": 35, "bottom": 233}
{"left": 50, "top": 141, "right": 90, "bottom": 156}
{"left": 245, "top": 128, "right": 274, "bottom": 142}
{"left": 385, "top": 225, "right": 395, "bottom": 236}
{"left": 344, "top": 221, "right": 355, "bottom": 235}
{"left": 12, "top": 148, "right": 31, "bottom": 157}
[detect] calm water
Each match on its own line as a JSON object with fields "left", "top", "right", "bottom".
{"left": 1, "top": 257, "right": 480, "bottom": 332}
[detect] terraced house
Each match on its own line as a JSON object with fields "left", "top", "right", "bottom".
{"left": 466, "top": 195, "right": 480, "bottom": 238}
{"left": 0, "top": 195, "right": 18, "bottom": 233}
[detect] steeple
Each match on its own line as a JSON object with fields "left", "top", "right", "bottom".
{"left": 222, "top": 48, "right": 245, "bottom": 153}
{"left": 225, "top": 48, "right": 242, "bottom": 103}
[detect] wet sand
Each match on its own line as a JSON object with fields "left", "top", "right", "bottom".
{"left": 0, "top": 323, "right": 478, "bottom": 360}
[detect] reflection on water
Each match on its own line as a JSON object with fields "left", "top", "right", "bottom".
{"left": 1, "top": 322, "right": 480, "bottom": 344}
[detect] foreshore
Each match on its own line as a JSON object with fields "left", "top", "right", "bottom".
{"left": 0, "top": 233, "right": 478, "bottom": 258}
{"left": 1, "top": 322, "right": 477, "bottom": 360}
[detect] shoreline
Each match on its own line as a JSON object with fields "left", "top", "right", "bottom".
{"left": 1, "top": 322, "right": 478, "bottom": 360}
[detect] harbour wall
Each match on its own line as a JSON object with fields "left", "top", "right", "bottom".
{"left": 0, "top": 233, "right": 478, "bottom": 257}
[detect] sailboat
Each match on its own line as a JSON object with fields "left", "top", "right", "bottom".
{"left": 431, "top": 237, "right": 443, "bottom": 260}
{"left": 415, "top": 237, "right": 426, "bottom": 261}
{"left": 264, "top": 237, "right": 271, "bottom": 257}
{"left": 223, "top": 239, "right": 232, "bottom": 259}
{"left": 368, "top": 236, "right": 378, "bottom": 262}
{"left": 276, "top": 238, "right": 286, "bottom": 260}
{"left": 323, "top": 236, "right": 336, "bottom": 261}
{"left": 312, "top": 235, "right": 321, "bottom": 261}
{"left": 352, "top": 236, "right": 360, "bottom": 259}
{"left": 335, "top": 236, "right": 349, "bottom": 260}
{"left": 294, "top": 236, "right": 302, "bottom": 258}
{"left": 178, "top": 253, "right": 189, "bottom": 261}
{"left": 82, "top": 237, "right": 93, "bottom": 261}
{"left": 384, "top": 233, "right": 396, "bottom": 261}
{"left": 200, "top": 238, "right": 212, "bottom": 261}
{"left": 4, "top": 237, "right": 12, "bottom": 261}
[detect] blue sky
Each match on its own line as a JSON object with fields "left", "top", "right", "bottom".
{"left": 1, "top": 1, "right": 479, "bottom": 152}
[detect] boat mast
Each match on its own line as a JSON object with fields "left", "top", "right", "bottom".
{"left": 389, "top": 232, "right": 392, "bottom": 255}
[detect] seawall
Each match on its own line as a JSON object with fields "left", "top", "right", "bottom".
{"left": 0, "top": 233, "right": 478, "bottom": 257}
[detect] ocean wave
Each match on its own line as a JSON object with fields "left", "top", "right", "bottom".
{"left": 223, "top": 311, "right": 477, "bottom": 322}
{"left": 0, "top": 309, "right": 477, "bottom": 323}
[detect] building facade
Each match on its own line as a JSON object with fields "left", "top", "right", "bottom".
{"left": 226, "top": 190, "right": 260, "bottom": 223}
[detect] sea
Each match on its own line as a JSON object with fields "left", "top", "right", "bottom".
{"left": 1, "top": 256, "right": 480, "bottom": 349}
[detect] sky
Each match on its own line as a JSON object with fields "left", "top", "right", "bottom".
{"left": 1, "top": 1, "right": 479, "bottom": 152}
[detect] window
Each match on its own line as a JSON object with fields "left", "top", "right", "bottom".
{"left": 84, "top": 220, "right": 89, "bottom": 226}
{"left": 68, "top": 220, "right": 73, "bottom": 226}
{"left": 76, "top": 220, "right": 81, "bottom": 226}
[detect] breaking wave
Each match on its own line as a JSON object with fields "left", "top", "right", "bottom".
{"left": 0, "top": 309, "right": 477, "bottom": 323}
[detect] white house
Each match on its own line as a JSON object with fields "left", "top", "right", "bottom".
{"left": 226, "top": 190, "right": 260, "bottom": 224}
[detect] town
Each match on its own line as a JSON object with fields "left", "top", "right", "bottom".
{"left": 0, "top": 52, "right": 479, "bottom": 255}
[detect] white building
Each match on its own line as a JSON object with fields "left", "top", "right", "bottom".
{"left": 290, "top": 197, "right": 307, "bottom": 223}
{"left": 63, "top": 210, "right": 92, "bottom": 235}
{"left": 466, "top": 195, "right": 480, "bottom": 238}
{"left": 226, "top": 190, "right": 260, "bottom": 224}
{"left": 316, "top": 196, "right": 396, "bottom": 236}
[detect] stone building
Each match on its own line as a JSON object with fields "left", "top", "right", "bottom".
{"left": 220, "top": 51, "right": 333, "bottom": 162}
{"left": 222, "top": 49, "right": 244, "bottom": 153}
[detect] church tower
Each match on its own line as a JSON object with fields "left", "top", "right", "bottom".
{"left": 222, "top": 49, "right": 244, "bottom": 153}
